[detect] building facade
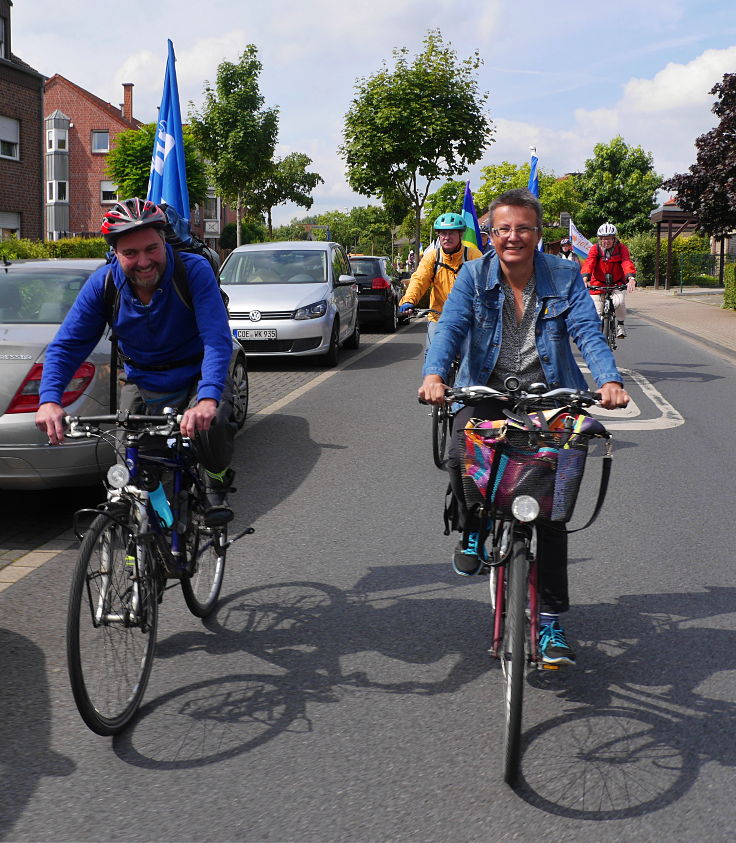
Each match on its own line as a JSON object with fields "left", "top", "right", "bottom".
{"left": 0, "top": 0, "right": 44, "bottom": 240}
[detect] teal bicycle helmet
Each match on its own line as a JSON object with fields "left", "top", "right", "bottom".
{"left": 434, "top": 212, "right": 466, "bottom": 231}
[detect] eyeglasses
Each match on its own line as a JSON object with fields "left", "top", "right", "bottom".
{"left": 491, "top": 226, "right": 539, "bottom": 238}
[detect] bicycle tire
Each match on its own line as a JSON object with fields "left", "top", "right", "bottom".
{"left": 66, "top": 512, "right": 158, "bottom": 736}
{"left": 602, "top": 301, "right": 617, "bottom": 351}
{"left": 181, "top": 523, "right": 227, "bottom": 618}
{"left": 502, "top": 535, "right": 529, "bottom": 787}
{"left": 431, "top": 403, "right": 450, "bottom": 469}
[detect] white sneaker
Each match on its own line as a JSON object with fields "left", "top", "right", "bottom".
{"left": 616, "top": 324, "right": 626, "bottom": 338}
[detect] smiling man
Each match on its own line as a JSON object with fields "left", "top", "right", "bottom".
{"left": 419, "top": 188, "right": 630, "bottom": 665}
{"left": 35, "top": 198, "right": 237, "bottom": 527}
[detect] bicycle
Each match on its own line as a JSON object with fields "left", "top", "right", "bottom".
{"left": 597, "top": 272, "right": 626, "bottom": 351}
{"left": 444, "top": 379, "right": 613, "bottom": 787}
{"left": 405, "top": 306, "right": 458, "bottom": 469}
{"left": 63, "top": 409, "right": 253, "bottom": 736}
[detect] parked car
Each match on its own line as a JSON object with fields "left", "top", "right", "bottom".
{"left": 348, "top": 255, "right": 406, "bottom": 332}
{"left": 220, "top": 241, "right": 360, "bottom": 365}
{"left": 0, "top": 258, "right": 248, "bottom": 490}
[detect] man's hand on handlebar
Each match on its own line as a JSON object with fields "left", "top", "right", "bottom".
{"left": 626, "top": 276, "right": 636, "bottom": 293}
{"left": 598, "top": 381, "right": 629, "bottom": 409}
{"left": 35, "top": 401, "right": 66, "bottom": 445}
{"left": 399, "top": 302, "right": 415, "bottom": 314}
{"left": 418, "top": 374, "right": 449, "bottom": 405}
{"left": 180, "top": 398, "right": 218, "bottom": 439}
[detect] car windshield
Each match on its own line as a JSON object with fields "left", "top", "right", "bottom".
{"left": 349, "top": 259, "right": 381, "bottom": 278}
{"left": 220, "top": 250, "right": 328, "bottom": 285}
{"left": 0, "top": 268, "right": 93, "bottom": 324}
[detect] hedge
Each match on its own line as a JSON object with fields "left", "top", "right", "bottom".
{"left": 724, "top": 263, "right": 736, "bottom": 310}
{"left": 0, "top": 237, "right": 108, "bottom": 260}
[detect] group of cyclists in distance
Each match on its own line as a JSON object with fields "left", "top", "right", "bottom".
{"left": 400, "top": 188, "right": 632, "bottom": 666}
{"left": 33, "top": 189, "right": 633, "bottom": 671}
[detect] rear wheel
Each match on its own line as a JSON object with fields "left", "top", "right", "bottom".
{"left": 502, "top": 535, "right": 529, "bottom": 787}
{"left": 67, "top": 513, "right": 157, "bottom": 735}
{"left": 383, "top": 304, "right": 398, "bottom": 333}
{"left": 344, "top": 317, "right": 361, "bottom": 349}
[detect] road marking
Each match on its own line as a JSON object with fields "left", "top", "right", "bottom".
{"left": 581, "top": 366, "right": 685, "bottom": 430}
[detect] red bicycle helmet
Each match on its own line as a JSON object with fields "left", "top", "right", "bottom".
{"left": 101, "top": 198, "right": 167, "bottom": 245}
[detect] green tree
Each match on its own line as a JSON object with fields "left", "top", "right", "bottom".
{"left": 574, "top": 136, "right": 660, "bottom": 237}
{"left": 105, "top": 123, "right": 208, "bottom": 208}
{"left": 244, "top": 152, "right": 323, "bottom": 237}
{"left": 189, "top": 46, "right": 279, "bottom": 246}
{"left": 341, "top": 29, "right": 493, "bottom": 255}
{"left": 423, "top": 180, "right": 467, "bottom": 226}
{"left": 662, "top": 73, "right": 736, "bottom": 236}
{"left": 219, "top": 218, "right": 268, "bottom": 251}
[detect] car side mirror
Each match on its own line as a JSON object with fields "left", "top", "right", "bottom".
{"left": 337, "top": 274, "right": 356, "bottom": 286}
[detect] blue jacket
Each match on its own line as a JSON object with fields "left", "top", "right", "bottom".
{"left": 423, "top": 250, "right": 623, "bottom": 391}
{"left": 40, "top": 245, "right": 232, "bottom": 405}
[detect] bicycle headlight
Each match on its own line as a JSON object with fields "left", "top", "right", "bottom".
{"left": 511, "top": 495, "right": 540, "bottom": 522}
{"left": 107, "top": 463, "right": 130, "bottom": 489}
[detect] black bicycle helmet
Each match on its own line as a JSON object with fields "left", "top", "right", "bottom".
{"left": 101, "top": 198, "right": 168, "bottom": 246}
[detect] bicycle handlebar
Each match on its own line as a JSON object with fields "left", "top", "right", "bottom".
{"left": 64, "top": 410, "right": 184, "bottom": 439}
{"left": 419, "top": 383, "right": 601, "bottom": 408}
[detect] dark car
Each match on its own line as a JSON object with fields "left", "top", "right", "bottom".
{"left": 348, "top": 255, "right": 406, "bottom": 333}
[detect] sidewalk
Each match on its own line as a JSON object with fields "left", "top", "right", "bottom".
{"left": 628, "top": 287, "right": 736, "bottom": 361}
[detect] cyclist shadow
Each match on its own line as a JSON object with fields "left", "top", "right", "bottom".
{"left": 112, "top": 568, "right": 493, "bottom": 768}
{"left": 0, "top": 629, "right": 76, "bottom": 839}
{"left": 517, "top": 586, "right": 736, "bottom": 819}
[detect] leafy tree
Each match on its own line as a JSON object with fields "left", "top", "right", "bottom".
{"left": 541, "top": 175, "right": 583, "bottom": 225}
{"left": 309, "top": 206, "right": 395, "bottom": 255}
{"left": 219, "top": 218, "right": 268, "bottom": 251}
{"left": 662, "top": 73, "right": 736, "bottom": 236}
{"left": 244, "top": 152, "right": 323, "bottom": 237}
{"left": 106, "top": 123, "right": 208, "bottom": 207}
{"left": 341, "top": 29, "right": 493, "bottom": 255}
{"left": 423, "top": 181, "right": 467, "bottom": 226}
{"left": 270, "top": 217, "right": 314, "bottom": 242}
{"left": 574, "top": 136, "right": 660, "bottom": 237}
{"left": 189, "top": 46, "right": 278, "bottom": 246}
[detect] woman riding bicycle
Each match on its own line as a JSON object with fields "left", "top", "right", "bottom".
{"left": 581, "top": 222, "right": 637, "bottom": 339}
{"left": 399, "top": 212, "right": 483, "bottom": 350}
{"left": 419, "top": 189, "right": 629, "bottom": 665}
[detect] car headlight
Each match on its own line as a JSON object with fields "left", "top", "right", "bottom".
{"left": 293, "top": 300, "right": 328, "bottom": 320}
{"left": 511, "top": 495, "right": 540, "bottom": 522}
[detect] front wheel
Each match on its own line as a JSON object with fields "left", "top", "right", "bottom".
{"left": 67, "top": 513, "right": 158, "bottom": 735}
{"left": 322, "top": 321, "right": 339, "bottom": 367}
{"left": 431, "top": 403, "right": 451, "bottom": 469}
{"left": 502, "top": 535, "right": 529, "bottom": 787}
{"left": 181, "top": 524, "right": 228, "bottom": 618}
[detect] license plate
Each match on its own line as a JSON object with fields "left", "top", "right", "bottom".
{"left": 234, "top": 328, "right": 277, "bottom": 339}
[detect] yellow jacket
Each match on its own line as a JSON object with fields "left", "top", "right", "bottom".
{"left": 399, "top": 243, "right": 482, "bottom": 322}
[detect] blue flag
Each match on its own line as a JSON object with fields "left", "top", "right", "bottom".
{"left": 528, "top": 147, "right": 539, "bottom": 198}
{"left": 147, "top": 40, "right": 189, "bottom": 219}
{"left": 460, "top": 181, "right": 482, "bottom": 252}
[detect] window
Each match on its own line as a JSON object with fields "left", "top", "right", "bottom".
{"left": 0, "top": 16, "right": 6, "bottom": 59}
{"left": 91, "top": 131, "right": 109, "bottom": 153}
{"left": 0, "top": 116, "right": 19, "bottom": 160}
{"left": 100, "top": 180, "right": 118, "bottom": 203}
{"left": 47, "top": 181, "right": 68, "bottom": 203}
{"left": 204, "top": 194, "right": 219, "bottom": 219}
{"left": 47, "top": 129, "right": 68, "bottom": 151}
{"left": 0, "top": 212, "right": 20, "bottom": 241}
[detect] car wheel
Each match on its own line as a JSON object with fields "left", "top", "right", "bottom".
{"left": 383, "top": 304, "right": 398, "bottom": 333}
{"left": 344, "top": 316, "right": 361, "bottom": 349}
{"left": 322, "top": 321, "right": 339, "bottom": 367}
{"left": 230, "top": 351, "right": 249, "bottom": 429}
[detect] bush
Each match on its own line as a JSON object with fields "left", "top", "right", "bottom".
{"left": 626, "top": 232, "right": 712, "bottom": 286}
{"left": 219, "top": 219, "right": 267, "bottom": 251}
{"left": 0, "top": 237, "right": 107, "bottom": 260}
{"left": 724, "top": 264, "right": 736, "bottom": 310}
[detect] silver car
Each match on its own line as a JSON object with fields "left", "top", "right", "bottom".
{"left": 0, "top": 258, "right": 248, "bottom": 490}
{"left": 220, "top": 241, "right": 360, "bottom": 365}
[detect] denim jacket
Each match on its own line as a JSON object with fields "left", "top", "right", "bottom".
{"left": 423, "top": 250, "right": 623, "bottom": 391}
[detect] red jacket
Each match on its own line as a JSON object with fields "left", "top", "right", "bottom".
{"left": 582, "top": 242, "right": 636, "bottom": 292}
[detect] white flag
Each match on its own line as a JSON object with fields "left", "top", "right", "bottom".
{"left": 569, "top": 219, "right": 593, "bottom": 260}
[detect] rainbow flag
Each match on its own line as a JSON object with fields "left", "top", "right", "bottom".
{"left": 461, "top": 181, "right": 482, "bottom": 252}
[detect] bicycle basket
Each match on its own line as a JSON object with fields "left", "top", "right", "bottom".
{"left": 462, "top": 413, "right": 603, "bottom": 522}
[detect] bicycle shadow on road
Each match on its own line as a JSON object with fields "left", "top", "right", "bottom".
{"left": 516, "top": 586, "right": 736, "bottom": 819}
{"left": 112, "top": 572, "right": 493, "bottom": 769}
{"left": 0, "top": 629, "right": 75, "bottom": 840}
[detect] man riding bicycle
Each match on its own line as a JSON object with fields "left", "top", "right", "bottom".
{"left": 581, "top": 222, "right": 636, "bottom": 339}
{"left": 558, "top": 237, "right": 579, "bottom": 265}
{"left": 419, "top": 189, "right": 629, "bottom": 665}
{"left": 35, "top": 198, "right": 237, "bottom": 526}
{"left": 399, "top": 212, "right": 484, "bottom": 347}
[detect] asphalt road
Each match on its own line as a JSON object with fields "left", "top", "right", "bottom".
{"left": 2, "top": 315, "right": 736, "bottom": 841}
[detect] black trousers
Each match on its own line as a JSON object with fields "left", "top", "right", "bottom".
{"left": 119, "top": 377, "right": 236, "bottom": 476}
{"left": 446, "top": 397, "right": 569, "bottom": 613}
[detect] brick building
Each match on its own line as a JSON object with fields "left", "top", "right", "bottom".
{"left": 0, "top": 0, "right": 45, "bottom": 240}
{"left": 43, "top": 74, "right": 142, "bottom": 238}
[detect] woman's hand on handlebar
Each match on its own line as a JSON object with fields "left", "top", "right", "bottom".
{"left": 598, "top": 381, "right": 629, "bottom": 409}
{"left": 418, "top": 375, "right": 448, "bottom": 405}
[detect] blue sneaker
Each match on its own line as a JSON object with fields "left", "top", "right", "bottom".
{"left": 452, "top": 532, "right": 487, "bottom": 576}
{"left": 539, "top": 620, "right": 576, "bottom": 665}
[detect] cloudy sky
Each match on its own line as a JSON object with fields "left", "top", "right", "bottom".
{"left": 11, "top": 0, "right": 736, "bottom": 226}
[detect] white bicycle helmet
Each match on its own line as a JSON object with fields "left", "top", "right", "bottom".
{"left": 597, "top": 222, "right": 617, "bottom": 237}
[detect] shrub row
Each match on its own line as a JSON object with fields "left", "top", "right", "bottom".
{"left": 0, "top": 238, "right": 108, "bottom": 260}
{"left": 724, "top": 264, "right": 736, "bottom": 310}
